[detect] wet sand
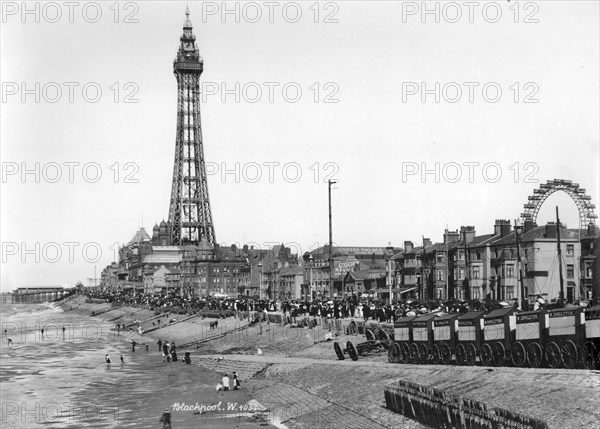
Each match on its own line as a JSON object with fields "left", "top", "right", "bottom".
{"left": 0, "top": 301, "right": 280, "bottom": 428}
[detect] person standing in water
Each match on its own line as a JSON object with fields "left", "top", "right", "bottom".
{"left": 159, "top": 409, "right": 172, "bottom": 428}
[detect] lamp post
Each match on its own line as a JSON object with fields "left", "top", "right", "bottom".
{"left": 514, "top": 219, "right": 527, "bottom": 310}
{"left": 309, "top": 254, "right": 314, "bottom": 302}
{"left": 328, "top": 179, "right": 337, "bottom": 299}
{"left": 387, "top": 256, "right": 393, "bottom": 305}
{"left": 258, "top": 262, "right": 263, "bottom": 300}
{"left": 248, "top": 263, "right": 252, "bottom": 297}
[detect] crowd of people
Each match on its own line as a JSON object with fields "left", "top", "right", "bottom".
{"left": 84, "top": 289, "right": 598, "bottom": 326}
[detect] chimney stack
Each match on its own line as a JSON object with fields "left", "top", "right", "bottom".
{"left": 494, "top": 219, "right": 511, "bottom": 237}
{"left": 460, "top": 226, "right": 476, "bottom": 243}
{"left": 444, "top": 229, "right": 460, "bottom": 244}
{"left": 588, "top": 222, "right": 596, "bottom": 236}
{"left": 524, "top": 219, "right": 536, "bottom": 233}
{"left": 545, "top": 222, "right": 557, "bottom": 239}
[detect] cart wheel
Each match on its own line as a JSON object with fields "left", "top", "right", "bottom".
{"left": 441, "top": 344, "right": 452, "bottom": 365}
{"left": 379, "top": 329, "right": 391, "bottom": 344}
{"left": 466, "top": 344, "right": 477, "bottom": 366}
{"left": 333, "top": 341, "right": 345, "bottom": 360}
{"left": 399, "top": 343, "right": 410, "bottom": 364}
{"left": 580, "top": 341, "right": 598, "bottom": 370}
{"left": 365, "top": 329, "right": 375, "bottom": 341}
{"left": 560, "top": 340, "right": 578, "bottom": 369}
{"left": 432, "top": 344, "right": 441, "bottom": 364}
{"left": 409, "top": 343, "right": 420, "bottom": 364}
{"left": 492, "top": 342, "right": 506, "bottom": 367}
{"left": 527, "top": 342, "right": 543, "bottom": 368}
{"left": 346, "top": 341, "right": 359, "bottom": 361}
{"left": 456, "top": 344, "right": 466, "bottom": 366}
{"left": 511, "top": 341, "right": 527, "bottom": 367}
{"left": 545, "top": 342, "right": 561, "bottom": 368}
{"left": 419, "top": 344, "right": 429, "bottom": 364}
{"left": 388, "top": 342, "right": 398, "bottom": 363}
{"left": 481, "top": 344, "right": 494, "bottom": 366}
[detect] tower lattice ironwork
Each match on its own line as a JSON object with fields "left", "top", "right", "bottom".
{"left": 168, "top": 8, "right": 216, "bottom": 246}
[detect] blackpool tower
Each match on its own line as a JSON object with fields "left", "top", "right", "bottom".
{"left": 168, "top": 8, "right": 216, "bottom": 246}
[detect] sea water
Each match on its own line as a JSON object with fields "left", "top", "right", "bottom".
{"left": 0, "top": 303, "right": 273, "bottom": 428}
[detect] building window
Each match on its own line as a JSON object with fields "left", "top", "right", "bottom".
{"left": 459, "top": 268, "right": 465, "bottom": 280}
{"left": 506, "top": 286, "right": 514, "bottom": 300}
{"left": 473, "top": 266, "right": 480, "bottom": 279}
{"left": 586, "top": 263, "right": 593, "bottom": 278}
{"left": 472, "top": 287, "right": 480, "bottom": 300}
{"left": 458, "top": 251, "right": 464, "bottom": 261}
{"left": 567, "top": 264, "right": 574, "bottom": 278}
{"left": 507, "top": 265, "right": 514, "bottom": 277}
{"left": 476, "top": 250, "right": 481, "bottom": 260}
{"left": 437, "top": 253, "right": 444, "bottom": 263}
{"left": 566, "top": 244, "right": 574, "bottom": 256}
{"left": 437, "top": 270, "right": 443, "bottom": 281}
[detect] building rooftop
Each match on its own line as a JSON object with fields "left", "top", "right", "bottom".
{"left": 127, "top": 227, "right": 151, "bottom": 245}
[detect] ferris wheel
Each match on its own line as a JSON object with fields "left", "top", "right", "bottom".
{"left": 521, "top": 179, "right": 597, "bottom": 228}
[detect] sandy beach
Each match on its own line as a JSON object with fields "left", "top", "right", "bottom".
{"left": 46, "top": 296, "right": 600, "bottom": 429}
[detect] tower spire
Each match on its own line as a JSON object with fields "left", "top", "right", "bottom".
{"left": 184, "top": 6, "right": 192, "bottom": 28}
{"left": 168, "top": 9, "right": 216, "bottom": 246}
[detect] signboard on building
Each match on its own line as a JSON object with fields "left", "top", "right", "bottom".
{"left": 333, "top": 259, "right": 359, "bottom": 278}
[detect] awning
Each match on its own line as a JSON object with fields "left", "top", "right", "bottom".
{"left": 399, "top": 287, "right": 418, "bottom": 295}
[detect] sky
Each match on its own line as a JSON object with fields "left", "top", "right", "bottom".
{"left": 1, "top": 1, "right": 599, "bottom": 292}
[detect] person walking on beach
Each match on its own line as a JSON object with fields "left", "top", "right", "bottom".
{"left": 159, "top": 409, "right": 172, "bottom": 429}
{"left": 131, "top": 340, "right": 137, "bottom": 352}
{"left": 105, "top": 354, "right": 111, "bottom": 364}
{"left": 120, "top": 355, "right": 124, "bottom": 364}
{"left": 222, "top": 374, "right": 230, "bottom": 391}
{"left": 162, "top": 342, "right": 170, "bottom": 362}
{"left": 232, "top": 372, "right": 240, "bottom": 390}
{"left": 158, "top": 339, "right": 163, "bottom": 352}
{"left": 62, "top": 326, "right": 66, "bottom": 339}
{"left": 41, "top": 328, "right": 44, "bottom": 339}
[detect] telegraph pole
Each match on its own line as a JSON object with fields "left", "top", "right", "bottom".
{"left": 556, "top": 207, "right": 565, "bottom": 302}
{"left": 328, "top": 179, "right": 337, "bottom": 298}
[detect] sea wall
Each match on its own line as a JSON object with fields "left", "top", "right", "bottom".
{"left": 385, "top": 380, "right": 549, "bottom": 429}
